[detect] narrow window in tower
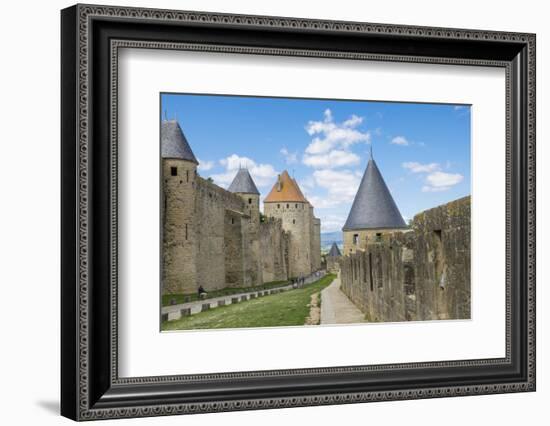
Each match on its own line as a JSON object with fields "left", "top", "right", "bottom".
{"left": 286, "top": 204, "right": 289, "bottom": 208}
{"left": 185, "top": 224, "right": 188, "bottom": 240}
{"left": 293, "top": 219, "right": 295, "bottom": 224}
{"left": 295, "top": 204, "right": 298, "bottom": 208}
{"left": 376, "top": 232, "right": 382, "bottom": 242}
{"left": 248, "top": 198, "right": 252, "bottom": 204}
{"left": 170, "top": 166, "right": 177, "bottom": 176}
{"left": 186, "top": 170, "right": 189, "bottom": 182}
{"left": 353, "top": 234, "right": 359, "bottom": 245}
{"left": 277, "top": 204, "right": 280, "bottom": 209}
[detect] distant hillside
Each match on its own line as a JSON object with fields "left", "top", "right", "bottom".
{"left": 320, "top": 231, "right": 343, "bottom": 253}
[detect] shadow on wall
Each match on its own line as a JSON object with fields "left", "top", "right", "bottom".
{"left": 339, "top": 196, "right": 471, "bottom": 322}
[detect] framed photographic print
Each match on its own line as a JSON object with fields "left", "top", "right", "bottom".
{"left": 61, "top": 4, "right": 536, "bottom": 421}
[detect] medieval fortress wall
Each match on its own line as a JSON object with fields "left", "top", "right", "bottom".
{"left": 259, "top": 217, "right": 290, "bottom": 283}
{"left": 161, "top": 118, "right": 470, "bottom": 323}
{"left": 339, "top": 196, "right": 471, "bottom": 322}
{"left": 161, "top": 120, "right": 321, "bottom": 296}
{"left": 263, "top": 201, "right": 311, "bottom": 278}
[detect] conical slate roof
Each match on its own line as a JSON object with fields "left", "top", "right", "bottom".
{"left": 328, "top": 242, "right": 341, "bottom": 257}
{"left": 161, "top": 120, "right": 198, "bottom": 163}
{"left": 228, "top": 168, "right": 260, "bottom": 195}
{"left": 343, "top": 158, "right": 406, "bottom": 231}
{"left": 264, "top": 171, "right": 308, "bottom": 203}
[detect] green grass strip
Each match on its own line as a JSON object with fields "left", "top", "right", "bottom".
{"left": 162, "top": 273, "right": 335, "bottom": 331}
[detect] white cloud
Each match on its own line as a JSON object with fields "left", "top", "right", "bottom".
{"left": 303, "top": 150, "right": 360, "bottom": 169}
{"left": 422, "top": 171, "right": 464, "bottom": 192}
{"left": 210, "top": 154, "right": 278, "bottom": 188}
{"left": 402, "top": 161, "right": 441, "bottom": 173}
{"left": 391, "top": 136, "right": 409, "bottom": 146}
{"left": 299, "top": 175, "right": 316, "bottom": 190}
{"left": 197, "top": 158, "right": 214, "bottom": 171}
{"left": 343, "top": 114, "right": 363, "bottom": 128}
{"left": 308, "top": 169, "right": 361, "bottom": 208}
{"left": 320, "top": 214, "right": 346, "bottom": 232}
{"left": 402, "top": 161, "right": 464, "bottom": 192}
{"left": 304, "top": 109, "right": 370, "bottom": 155}
{"left": 280, "top": 147, "right": 298, "bottom": 165}
{"left": 303, "top": 110, "right": 369, "bottom": 170}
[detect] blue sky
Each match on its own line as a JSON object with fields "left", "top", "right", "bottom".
{"left": 161, "top": 93, "right": 471, "bottom": 233}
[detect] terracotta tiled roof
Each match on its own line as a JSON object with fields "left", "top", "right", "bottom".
{"left": 292, "top": 177, "right": 307, "bottom": 202}
{"left": 264, "top": 170, "right": 308, "bottom": 203}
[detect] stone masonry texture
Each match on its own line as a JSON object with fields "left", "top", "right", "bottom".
{"left": 162, "top": 159, "right": 321, "bottom": 295}
{"left": 339, "top": 196, "right": 471, "bottom": 322}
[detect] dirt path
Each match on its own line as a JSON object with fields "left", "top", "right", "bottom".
{"left": 305, "top": 292, "right": 321, "bottom": 325}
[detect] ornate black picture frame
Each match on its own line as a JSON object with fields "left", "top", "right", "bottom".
{"left": 61, "top": 4, "right": 536, "bottom": 421}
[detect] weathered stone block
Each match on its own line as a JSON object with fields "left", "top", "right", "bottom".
{"left": 167, "top": 311, "right": 181, "bottom": 321}
{"left": 339, "top": 196, "right": 471, "bottom": 323}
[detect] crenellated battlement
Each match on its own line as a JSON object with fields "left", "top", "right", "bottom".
{"left": 161, "top": 120, "right": 321, "bottom": 296}
{"left": 339, "top": 196, "right": 471, "bottom": 322}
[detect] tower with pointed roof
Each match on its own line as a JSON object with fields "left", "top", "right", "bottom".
{"left": 228, "top": 167, "right": 262, "bottom": 286}
{"left": 328, "top": 242, "right": 342, "bottom": 257}
{"left": 326, "top": 242, "right": 342, "bottom": 273}
{"left": 228, "top": 167, "right": 260, "bottom": 222}
{"left": 264, "top": 171, "right": 320, "bottom": 277}
{"left": 160, "top": 118, "right": 322, "bottom": 297}
{"left": 343, "top": 152, "right": 407, "bottom": 255}
{"left": 161, "top": 119, "right": 199, "bottom": 294}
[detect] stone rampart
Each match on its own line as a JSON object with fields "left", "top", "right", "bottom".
{"left": 339, "top": 196, "right": 471, "bottom": 321}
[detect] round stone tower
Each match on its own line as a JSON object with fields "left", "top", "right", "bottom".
{"left": 342, "top": 151, "right": 407, "bottom": 256}
{"left": 228, "top": 167, "right": 262, "bottom": 285}
{"left": 228, "top": 167, "right": 260, "bottom": 230}
{"left": 264, "top": 170, "right": 312, "bottom": 278}
{"left": 161, "top": 119, "right": 199, "bottom": 295}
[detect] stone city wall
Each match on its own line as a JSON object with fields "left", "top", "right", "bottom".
{"left": 194, "top": 176, "right": 245, "bottom": 292}
{"left": 163, "top": 168, "right": 295, "bottom": 295}
{"left": 259, "top": 217, "right": 290, "bottom": 283}
{"left": 311, "top": 215, "right": 322, "bottom": 272}
{"left": 326, "top": 255, "right": 340, "bottom": 273}
{"left": 340, "top": 196, "right": 471, "bottom": 322}
{"left": 264, "top": 202, "right": 313, "bottom": 278}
